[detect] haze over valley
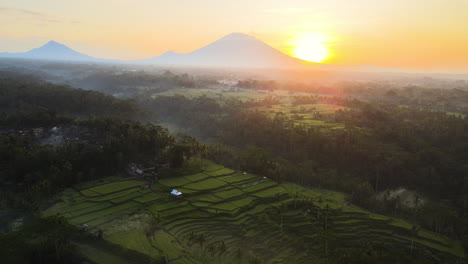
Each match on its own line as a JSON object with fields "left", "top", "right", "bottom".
{"left": 0, "top": 1, "right": 467, "bottom": 264}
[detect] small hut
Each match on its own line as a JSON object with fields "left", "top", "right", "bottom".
{"left": 170, "top": 189, "right": 183, "bottom": 197}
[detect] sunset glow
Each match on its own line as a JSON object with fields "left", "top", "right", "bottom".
{"left": 1, "top": 0, "right": 468, "bottom": 71}
{"left": 291, "top": 33, "right": 330, "bottom": 63}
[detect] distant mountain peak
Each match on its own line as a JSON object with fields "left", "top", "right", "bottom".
{"left": 45, "top": 40, "right": 62, "bottom": 45}
{"left": 216, "top": 33, "right": 262, "bottom": 44}
{"left": 0, "top": 40, "right": 95, "bottom": 61}
{"left": 161, "top": 50, "right": 177, "bottom": 55}
{"left": 35, "top": 40, "right": 73, "bottom": 51}
{"left": 221, "top": 32, "right": 255, "bottom": 40}
{"left": 138, "top": 32, "right": 312, "bottom": 68}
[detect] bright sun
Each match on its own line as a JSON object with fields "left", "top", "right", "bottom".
{"left": 292, "top": 33, "right": 330, "bottom": 63}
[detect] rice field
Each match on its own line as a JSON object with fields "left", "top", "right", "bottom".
{"left": 42, "top": 161, "right": 465, "bottom": 263}
{"left": 154, "top": 88, "right": 347, "bottom": 130}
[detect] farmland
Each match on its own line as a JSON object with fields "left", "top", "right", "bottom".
{"left": 153, "top": 88, "right": 347, "bottom": 129}
{"left": 43, "top": 161, "right": 465, "bottom": 263}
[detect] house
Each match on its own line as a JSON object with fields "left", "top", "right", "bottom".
{"left": 32, "top": 127, "right": 44, "bottom": 137}
{"left": 170, "top": 189, "right": 183, "bottom": 197}
{"left": 80, "top": 224, "right": 89, "bottom": 231}
{"left": 127, "top": 163, "right": 145, "bottom": 177}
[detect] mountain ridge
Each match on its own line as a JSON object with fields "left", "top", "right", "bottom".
{"left": 137, "top": 32, "right": 320, "bottom": 69}
{"left": 0, "top": 40, "right": 96, "bottom": 61}
{"left": 0, "top": 34, "right": 416, "bottom": 73}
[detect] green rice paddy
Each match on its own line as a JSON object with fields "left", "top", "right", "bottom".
{"left": 43, "top": 161, "right": 465, "bottom": 263}
{"left": 154, "top": 88, "right": 348, "bottom": 130}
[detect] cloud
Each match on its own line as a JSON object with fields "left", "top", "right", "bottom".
{"left": 0, "top": 7, "right": 79, "bottom": 24}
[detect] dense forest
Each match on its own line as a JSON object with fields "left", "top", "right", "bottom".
{"left": 1, "top": 69, "right": 467, "bottom": 263}
{"left": 141, "top": 94, "right": 468, "bottom": 243}
{"left": 0, "top": 77, "right": 196, "bottom": 263}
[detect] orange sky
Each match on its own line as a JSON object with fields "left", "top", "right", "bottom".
{"left": 1, "top": 0, "right": 467, "bottom": 71}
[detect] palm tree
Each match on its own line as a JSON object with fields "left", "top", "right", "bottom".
{"left": 196, "top": 233, "right": 206, "bottom": 249}
{"left": 207, "top": 243, "right": 216, "bottom": 257}
{"left": 188, "top": 231, "right": 196, "bottom": 243}
{"left": 410, "top": 225, "right": 420, "bottom": 255}
{"left": 217, "top": 240, "right": 227, "bottom": 262}
{"left": 248, "top": 252, "right": 263, "bottom": 264}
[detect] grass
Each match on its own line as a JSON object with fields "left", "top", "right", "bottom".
{"left": 44, "top": 201, "right": 97, "bottom": 216}
{"left": 154, "top": 88, "right": 279, "bottom": 102}
{"left": 87, "top": 187, "right": 143, "bottom": 202}
{"left": 216, "top": 188, "right": 244, "bottom": 199}
{"left": 183, "top": 178, "right": 227, "bottom": 190}
{"left": 80, "top": 188, "right": 102, "bottom": 197}
{"left": 191, "top": 201, "right": 213, "bottom": 208}
{"left": 252, "top": 186, "right": 287, "bottom": 198}
{"left": 44, "top": 162, "right": 465, "bottom": 263}
{"left": 110, "top": 191, "right": 146, "bottom": 204}
{"left": 230, "top": 196, "right": 256, "bottom": 208}
{"left": 210, "top": 202, "right": 239, "bottom": 211}
{"left": 88, "top": 180, "right": 145, "bottom": 195}
{"left": 107, "top": 229, "right": 161, "bottom": 259}
{"left": 201, "top": 161, "right": 225, "bottom": 172}
{"left": 369, "top": 214, "right": 390, "bottom": 221}
{"left": 242, "top": 181, "right": 277, "bottom": 193}
{"left": 133, "top": 193, "right": 164, "bottom": 203}
{"left": 390, "top": 218, "right": 413, "bottom": 230}
{"left": 187, "top": 194, "right": 223, "bottom": 203}
{"left": 159, "top": 177, "right": 192, "bottom": 187}
{"left": 159, "top": 206, "right": 197, "bottom": 217}
{"left": 204, "top": 168, "right": 235, "bottom": 176}
{"left": 69, "top": 202, "right": 140, "bottom": 224}
{"left": 175, "top": 188, "right": 199, "bottom": 194}
{"left": 76, "top": 243, "right": 133, "bottom": 264}
{"left": 148, "top": 200, "right": 182, "bottom": 213}
{"left": 184, "top": 173, "right": 211, "bottom": 182}
{"left": 67, "top": 203, "right": 114, "bottom": 217}
{"left": 257, "top": 102, "right": 347, "bottom": 129}
{"left": 218, "top": 173, "right": 257, "bottom": 183}
{"left": 150, "top": 230, "right": 185, "bottom": 260}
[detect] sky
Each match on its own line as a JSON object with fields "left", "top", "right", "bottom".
{"left": 0, "top": 0, "right": 467, "bottom": 72}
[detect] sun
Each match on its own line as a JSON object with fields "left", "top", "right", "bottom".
{"left": 291, "top": 32, "right": 330, "bottom": 63}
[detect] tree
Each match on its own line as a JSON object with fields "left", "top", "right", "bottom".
{"left": 410, "top": 225, "right": 420, "bottom": 255}
{"left": 97, "top": 229, "right": 103, "bottom": 239}
{"left": 352, "top": 182, "right": 374, "bottom": 208}
{"left": 195, "top": 233, "right": 206, "bottom": 249}
{"left": 248, "top": 252, "right": 263, "bottom": 264}
{"left": 217, "top": 240, "right": 227, "bottom": 259}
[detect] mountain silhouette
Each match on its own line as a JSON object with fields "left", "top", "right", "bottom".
{"left": 138, "top": 33, "right": 318, "bottom": 69}
{"left": 0, "top": 40, "right": 95, "bottom": 61}
{"left": 0, "top": 35, "right": 412, "bottom": 72}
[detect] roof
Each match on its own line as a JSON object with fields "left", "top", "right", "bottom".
{"left": 171, "top": 189, "right": 182, "bottom": 196}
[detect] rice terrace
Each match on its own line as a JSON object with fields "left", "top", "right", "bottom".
{"left": 43, "top": 160, "right": 464, "bottom": 264}
{"left": 1, "top": 1, "right": 468, "bottom": 262}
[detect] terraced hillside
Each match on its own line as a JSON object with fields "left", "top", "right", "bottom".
{"left": 43, "top": 161, "right": 465, "bottom": 263}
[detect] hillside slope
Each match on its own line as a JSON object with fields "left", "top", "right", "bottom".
{"left": 138, "top": 33, "right": 323, "bottom": 69}
{"left": 0, "top": 41, "right": 96, "bottom": 61}
{"left": 43, "top": 160, "right": 464, "bottom": 264}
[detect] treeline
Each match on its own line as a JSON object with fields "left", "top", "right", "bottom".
{"left": 341, "top": 83, "right": 468, "bottom": 115}
{"left": 0, "top": 216, "right": 84, "bottom": 264}
{"left": 0, "top": 77, "right": 143, "bottom": 127}
{"left": 0, "top": 118, "right": 175, "bottom": 211}
{"left": 70, "top": 70, "right": 218, "bottom": 97}
{"left": 237, "top": 78, "right": 468, "bottom": 114}
{"left": 0, "top": 78, "right": 187, "bottom": 211}
{"left": 141, "top": 94, "right": 468, "bottom": 240}
{"left": 0, "top": 77, "right": 199, "bottom": 263}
